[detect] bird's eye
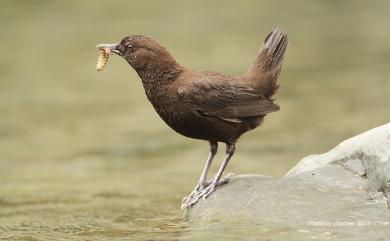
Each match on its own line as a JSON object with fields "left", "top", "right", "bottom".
{"left": 124, "top": 40, "right": 132, "bottom": 48}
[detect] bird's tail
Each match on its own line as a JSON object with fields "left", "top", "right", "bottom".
{"left": 244, "top": 28, "right": 288, "bottom": 98}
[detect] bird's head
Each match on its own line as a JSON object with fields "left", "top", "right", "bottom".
{"left": 96, "top": 35, "right": 178, "bottom": 73}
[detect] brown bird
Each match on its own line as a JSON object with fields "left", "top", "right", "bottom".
{"left": 96, "top": 28, "right": 288, "bottom": 209}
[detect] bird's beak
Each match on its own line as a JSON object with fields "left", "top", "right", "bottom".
{"left": 96, "top": 43, "right": 120, "bottom": 55}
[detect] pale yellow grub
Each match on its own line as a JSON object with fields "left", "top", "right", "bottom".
{"left": 96, "top": 48, "right": 111, "bottom": 71}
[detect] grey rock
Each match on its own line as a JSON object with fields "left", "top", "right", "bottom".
{"left": 286, "top": 123, "right": 390, "bottom": 177}
{"left": 186, "top": 123, "right": 390, "bottom": 241}
{"left": 287, "top": 123, "right": 390, "bottom": 205}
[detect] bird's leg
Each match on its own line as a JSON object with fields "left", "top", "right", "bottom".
{"left": 181, "top": 142, "right": 218, "bottom": 208}
{"left": 184, "top": 143, "right": 235, "bottom": 208}
{"left": 201, "top": 143, "right": 235, "bottom": 200}
{"left": 197, "top": 142, "right": 218, "bottom": 191}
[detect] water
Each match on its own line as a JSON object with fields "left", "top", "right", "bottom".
{"left": 1, "top": 0, "right": 390, "bottom": 240}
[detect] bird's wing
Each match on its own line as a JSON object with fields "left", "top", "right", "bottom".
{"left": 177, "top": 82, "right": 279, "bottom": 123}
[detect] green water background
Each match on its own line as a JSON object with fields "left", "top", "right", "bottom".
{"left": 1, "top": 0, "right": 390, "bottom": 240}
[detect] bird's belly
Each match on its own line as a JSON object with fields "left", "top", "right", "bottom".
{"left": 158, "top": 109, "right": 253, "bottom": 143}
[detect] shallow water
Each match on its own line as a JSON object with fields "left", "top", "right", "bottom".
{"left": 1, "top": 1, "right": 390, "bottom": 240}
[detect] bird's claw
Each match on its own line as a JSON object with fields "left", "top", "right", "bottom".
{"left": 181, "top": 173, "right": 233, "bottom": 209}
{"left": 201, "top": 182, "right": 216, "bottom": 201}
{"left": 181, "top": 183, "right": 202, "bottom": 208}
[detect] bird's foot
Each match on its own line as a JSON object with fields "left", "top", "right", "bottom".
{"left": 181, "top": 183, "right": 204, "bottom": 205}
{"left": 181, "top": 173, "right": 233, "bottom": 209}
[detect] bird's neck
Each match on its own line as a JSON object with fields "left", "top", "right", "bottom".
{"left": 138, "top": 63, "right": 183, "bottom": 83}
{"left": 135, "top": 57, "right": 185, "bottom": 87}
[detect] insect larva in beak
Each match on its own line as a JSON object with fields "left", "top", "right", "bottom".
{"left": 96, "top": 48, "right": 111, "bottom": 71}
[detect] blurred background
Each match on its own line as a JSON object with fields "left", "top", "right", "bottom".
{"left": 1, "top": 0, "right": 389, "bottom": 240}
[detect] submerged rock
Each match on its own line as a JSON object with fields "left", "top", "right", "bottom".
{"left": 186, "top": 123, "right": 390, "bottom": 240}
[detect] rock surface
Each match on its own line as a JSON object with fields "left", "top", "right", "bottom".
{"left": 186, "top": 123, "right": 390, "bottom": 240}
{"left": 287, "top": 123, "right": 390, "bottom": 204}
